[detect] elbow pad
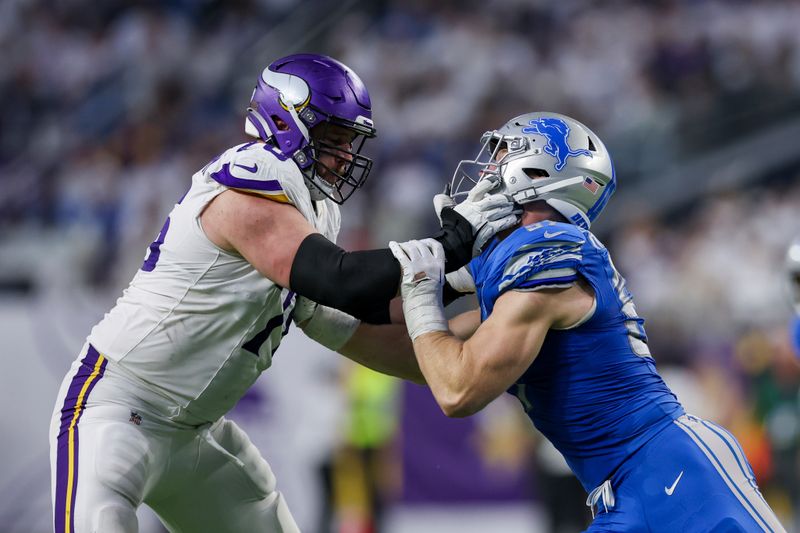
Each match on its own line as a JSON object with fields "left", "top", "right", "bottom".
{"left": 289, "top": 234, "right": 400, "bottom": 324}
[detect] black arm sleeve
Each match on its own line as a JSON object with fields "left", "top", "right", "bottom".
{"left": 290, "top": 210, "right": 475, "bottom": 323}
{"left": 431, "top": 208, "right": 476, "bottom": 273}
{"left": 289, "top": 234, "right": 400, "bottom": 324}
{"left": 442, "top": 282, "right": 466, "bottom": 307}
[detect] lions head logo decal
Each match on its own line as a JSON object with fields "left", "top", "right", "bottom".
{"left": 522, "top": 118, "right": 592, "bottom": 171}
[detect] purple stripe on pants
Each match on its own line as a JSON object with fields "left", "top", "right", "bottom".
{"left": 54, "top": 345, "right": 107, "bottom": 533}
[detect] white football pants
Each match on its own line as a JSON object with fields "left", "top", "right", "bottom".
{"left": 50, "top": 344, "right": 300, "bottom": 533}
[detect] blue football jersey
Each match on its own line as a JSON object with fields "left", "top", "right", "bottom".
{"left": 791, "top": 315, "right": 800, "bottom": 359}
{"left": 469, "top": 221, "right": 685, "bottom": 491}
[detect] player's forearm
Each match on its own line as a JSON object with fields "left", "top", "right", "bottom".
{"left": 412, "top": 331, "right": 488, "bottom": 418}
{"left": 289, "top": 210, "right": 480, "bottom": 324}
{"left": 290, "top": 234, "right": 400, "bottom": 323}
{"left": 389, "top": 298, "right": 406, "bottom": 325}
{"left": 449, "top": 309, "right": 481, "bottom": 340}
{"left": 339, "top": 323, "right": 425, "bottom": 384}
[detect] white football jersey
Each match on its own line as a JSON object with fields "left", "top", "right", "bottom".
{"left": 88, "top": 141, "right": 340, "bottom": 425}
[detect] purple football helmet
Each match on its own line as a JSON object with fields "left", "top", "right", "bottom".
{"left": 245, "top": 53, "right": 376, "bottom": 204}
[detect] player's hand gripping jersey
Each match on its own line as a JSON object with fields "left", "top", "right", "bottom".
{"left": 469, "top": 220, "right": 685, "bottom": 491}
{"left": 88, "top": 141, "right": 337, "bottom": 425}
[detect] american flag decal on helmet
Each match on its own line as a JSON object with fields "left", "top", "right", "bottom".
{"left": 582, "top": 176, "right": 599, "bottom": 194}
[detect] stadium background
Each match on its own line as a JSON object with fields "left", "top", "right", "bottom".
{"left": 1, "top": 0, "right": 800, "bottom": 531}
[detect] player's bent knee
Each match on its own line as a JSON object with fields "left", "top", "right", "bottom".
{"left": 217, "top": 419, "right": 277, "bottom": 496}
{"left": 93, "top": 503, "right": 138, "bottom": 533}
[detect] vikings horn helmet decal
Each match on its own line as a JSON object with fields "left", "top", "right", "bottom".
{"left": 245, "top": 54, "right": 376, "bottom": 204}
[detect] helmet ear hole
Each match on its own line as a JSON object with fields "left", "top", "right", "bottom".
{"left": 523, "top": 168, "right": 550, "bottom": 178}
{"left": 271, "top": 115, "right": 290, "bottom": 131}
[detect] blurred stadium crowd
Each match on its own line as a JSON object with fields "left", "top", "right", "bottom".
{"left": 2, "top": 0, "right": 800, "bottom": 531}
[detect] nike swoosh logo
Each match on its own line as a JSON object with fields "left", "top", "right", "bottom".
{"left": 664, "top": 471, "right": 684, "bottom": 496}
{"left": 234, "top": 163, "right": 259, "bottom": 173}
{"left": 543, "top": 230, "right": 567, "bottom": 239}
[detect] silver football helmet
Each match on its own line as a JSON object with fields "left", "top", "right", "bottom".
{"left": 451, "top": 112, "right": 615, "bottom": 229}
{"left": 786, "top": 239, "right": 800, "bottom": 314}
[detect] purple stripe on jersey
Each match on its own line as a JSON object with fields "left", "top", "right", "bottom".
{"left": 141, "top": 217, "right": 170, "bottom": 272}
{"left": 281, "top": 291, "right": 296, "bottom": 337}
{"left": 210, "top": 163, "right": 285, "bottom": 192}
{"left": 282, "top": 316, "right": 294, "bottom": 339}
{"left": 282, "top": 291, "right": 296, "bottom": 310}
{"left": 54, "top": 345, "right": 107, "bottom": 533}
{"left": 264, "top": 314, "right": 285, "bottom": 337}
{"left": 242, "top": 313, "right": 285, "bottom": 357}
{"left": 264, "top": 144, "right": 289, "bottom": 161}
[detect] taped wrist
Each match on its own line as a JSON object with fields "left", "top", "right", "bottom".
{"left": 289, "top": 234, "right": 399, "bottom": 324}
{"left": 432, "top": 208, "right": 475, "bottom": 273}
{"left": 302, "top": 305, "right": 360, "bottom": 351}
{"left": 403, "top": 280, "right": 448, "bottom": 341}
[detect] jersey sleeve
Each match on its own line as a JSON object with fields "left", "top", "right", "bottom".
{"left": 496, "top": 222, "right": 586, "bottom": 294}
{"left": 208, "top": 143, "right": 309, "bottom": 207}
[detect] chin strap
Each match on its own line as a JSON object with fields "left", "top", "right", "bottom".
{"left": 303, "top": 174, "right": 329, "bottom": 202}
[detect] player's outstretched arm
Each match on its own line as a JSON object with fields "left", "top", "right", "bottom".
{"left": 390, "top": 238, "right": 593, "bottom": 417}
{"left": 338, "top": 322, "right": 425, "bottom": 383}
{"left": 415, "top": 290, "right": 561, "bottom": 417}
{"left": 294, "top": 295, "right": 480, "bottom": 385}
{"left": 202, "top": 189, "right": 315, "bottom": 286}
{"left": 294, "top": 295, "right": 473, "bottom": 384}
{"left": 447, "top": 309, "right": 481, "bottom": 341}
{"left": 292, "top": 294, "right": 424, "bottom": 382}
{"left": 202, "top": 189, "right": 398, "bottom": 321}
{"left": 202, "top": 185, "right": 514, "bottom": 323}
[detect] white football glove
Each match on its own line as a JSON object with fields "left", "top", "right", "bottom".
{"left": 388, "top": 239, "right": 448, "bottom": 341}
{"left": 293, "top": 296, "right": 360, "bottom": 351}
{"left": 434, "top": 177, "right": 520, "bottom": 257}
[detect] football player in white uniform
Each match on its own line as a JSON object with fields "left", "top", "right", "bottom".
{"left": 49, "top": 54, "right": 517, "bottom": 533}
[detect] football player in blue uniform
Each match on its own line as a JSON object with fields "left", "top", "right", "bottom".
{"left": 786, "top": 240, "right": 800, "bottom": 359}
{"left": 389, "top": 112, "right": 785, "bottom": 532}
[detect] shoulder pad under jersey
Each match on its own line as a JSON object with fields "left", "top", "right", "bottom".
{"left": 207, "top": 142, "right": 308, "bottom": 206}
{"left": 491, "top": 220, "right": 586, "bottom": 294}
